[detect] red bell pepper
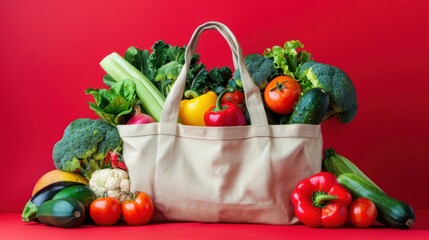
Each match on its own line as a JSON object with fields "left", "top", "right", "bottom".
{"left": 291, "top": 172, "right": 352, "bottom": 228}
{"left": 204, "top": 89, "right": 246, "bottom": 126}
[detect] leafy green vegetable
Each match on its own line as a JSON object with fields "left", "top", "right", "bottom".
{"left": 186, "top": 66, "right": 232, "bottom": 95}
{"left": 123, "top": 41, "right": 186, "bottom": 97}
{"left": 233, "top": 54, "right": 279, "bottom": 90}
{"left": 295, "top": 61, "right": 317, "bottom": 91}
{"left": 53, "top": 118, "right": 122, "bottom": 180}
{"left": 85, "top": 79, "right": 136, "bottom": 126}
{"left": 122, "top": 40, "right": 233, "bottom": 97}
{"left": 296, "top": 61, "right": 358, "bottom": 123}
{"left": 149, "top": 40, "right": 185, "bottom": 70}
{"left": 207, "top": 67, "right": 232, "bottom": 93}
{"left": 264, "top": 40, "right": 312, "bottom": 78}
{"left": 124, "top": 46, "right": 154, "bottom": 80}
{"left": 155, "top": 61, "right": 183, "bottom": 96}
{"left": 186, "top": 59, "right": 207, "bottom": 94}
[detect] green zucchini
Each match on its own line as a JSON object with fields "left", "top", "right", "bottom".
{"left": 322, "top": 148, "right": 382, "bottom": 191}
{"left": 52, "top": 185, "right": 97, "bottom": 209}
{"left": 338, "top": 173, "right": 415, "bottom": 229}
{"left": 37, "top": 198, "right": 85, "bottom": 228}
{"left": 288, "top": 88, "right": 329, "bottom": 124}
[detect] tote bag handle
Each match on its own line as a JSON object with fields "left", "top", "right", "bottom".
{"left": 160, "top": 21, "right": 268, "bottom": 126}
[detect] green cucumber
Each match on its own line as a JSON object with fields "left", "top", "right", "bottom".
{"left": 37, "top": 198, "right": 85, "bottom": 228}
{"left": 52, "top": 185, "right": 97, "bottom": 209}
{"left": 338, "top": 173, "right": 415, "bottom": 229}
{"left": 322, "top": 148, "right": 382, "bottom": 191}
{"left": 288, "top": 88, "right": 329, "bottom": 124}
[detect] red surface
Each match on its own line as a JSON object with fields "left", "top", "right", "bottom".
{"left": 1, "top": 0, "right": 429, "bottom": 217}
{"left": 2, "top": 211, "right": 429, "bottom": 240}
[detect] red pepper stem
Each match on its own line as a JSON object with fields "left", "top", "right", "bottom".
{"left": 214, "top": 88, "right": 233, "bottom": 112}
{"left": 314, "top": 194, "right": 338, "bottom": 206}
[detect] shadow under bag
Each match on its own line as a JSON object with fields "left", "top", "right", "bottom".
{"left": 117, "top": 21, "right": 322, "bottom": 225}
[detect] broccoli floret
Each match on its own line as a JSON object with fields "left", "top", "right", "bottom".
{"left": 337, "top": 102, "right": 358, "bottom": 123}
{"left": 53, "top": 118, "right": 122, "bottom": 179}
{"left": 298, "top": 62, "right": 358, "bottom": 123}
{"left": 233, "top": 54, "right": 279, "bottom": 90}
{"left": 296, "top": 61, "right": 317, "bottom": 91}
{"left": 296, "top": 61, "right": 317, "bottom": 80}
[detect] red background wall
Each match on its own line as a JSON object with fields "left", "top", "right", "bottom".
{"left": 1, "top": 0, "right": 428, "bottom": 213}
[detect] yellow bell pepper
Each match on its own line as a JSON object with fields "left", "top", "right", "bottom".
{"left": 179, "top": 90, "right": 217, "bottom": 126}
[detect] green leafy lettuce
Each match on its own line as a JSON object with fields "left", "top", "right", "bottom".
{"left": 85, "top": 79, "right": 136, "bottom": 125}
{"left": 264, "top": 40, "right": 312, "bottom": 79}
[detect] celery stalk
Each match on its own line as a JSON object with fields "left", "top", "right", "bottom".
{"left": 100, "top": 52, "right": 165, "bottom": 122}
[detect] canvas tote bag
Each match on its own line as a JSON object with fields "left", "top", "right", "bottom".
{"left": 117, "top": 21, "right": 322, "bottom": 225}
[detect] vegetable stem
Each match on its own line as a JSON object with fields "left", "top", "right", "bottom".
{"left": 100, "top": 53, "right": 165, "bottom": 121}
{"left": 190, "top": 68, "right": 205, "bottom": 90}
{"left": 313, "top": 191, "right": 338, "bottom": 208}
{"left": 184, "top": 90, "right": 200, "bottom": 99}
{"left": 213, "top": 88, "right": 233, "bottom": 112}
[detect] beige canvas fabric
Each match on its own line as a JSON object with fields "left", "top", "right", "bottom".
{"left": 117, "top": 21, "right": 322, "bottom": 224}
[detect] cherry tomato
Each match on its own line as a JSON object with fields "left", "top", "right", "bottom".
{"left": 89, "top": 197, "right": 121, "bottom": 226}
{"left": 264, "top": 76, "right": 302, "bottom": 114}
{"left": 122, "top": 191, "right": 154, "bottom": 225}
{"left": 349, "top": 198, "right": 378, "bottom": 228}
{"left": 222, "top": 90, "right": 245, "bottom": 107}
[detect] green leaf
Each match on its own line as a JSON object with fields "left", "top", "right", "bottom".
{"left": 284, "top": 40, "right": 304, "bottom": 57}
{"left": 104, "top": 97, "right": 133, "bottom": 124}
{"left": 155, "top": 61, "right": 183, "bottom": 81}
{"left": 264, "top": 40, "right": 313, "bottom": 78}
{"left": 85, "top": 80, "right": 136, "bottom": 125}
{"left": 124, "top": 46, "right": 154, "bottom": 80}
{"left": 103, "top": 74, "right": 116, "bottom": 87}
{"left": 149, "top": 40, "right": 170, "bottom": 70}
{"left": 85, "top": 88, "right": 112, "bottom": 108}
{"left": 110, "top": 79, "right": 136, "bottom": 102}
{"left": 103, "top": 97, "right": 130, "bottom": 113}
{"left": 165, "top": 45, "right": 186, "bottom": 62}
{"left": 186, "top": 63, "right": 208, "bottom": 94}
{"left": 88, "top": 102, "right": 116, "bottom": 124}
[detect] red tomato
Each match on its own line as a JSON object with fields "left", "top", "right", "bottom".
{"left": 264, "top": 76, "right": 302, "bottom": 114}
{"left": 349, "top": 198, "right": 378, "bottom": 228}
{"left": 89, "top": 197, "right": 122, "bottom": 226}
{"left": 222, "top": 90, "right": 245, "bottom": 107}
{"left": 122, "top": 192, "right": 154, "bottom": 225}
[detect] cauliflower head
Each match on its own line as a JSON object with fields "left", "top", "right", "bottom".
{"left": 89, "top": 168, "right": 131, "bottom": 202}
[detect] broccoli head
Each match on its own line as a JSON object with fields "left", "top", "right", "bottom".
{"left": 233, "top": 54, "right": 279, "bottom": 90}
{"left": 53, "top": 118, "right": 122, "bottom": 179}
{"left": 297, "top": 62, "right": 358, "bottom": 123}
{"left": 295, "top": 61, "right": 317, "bottom": 91}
